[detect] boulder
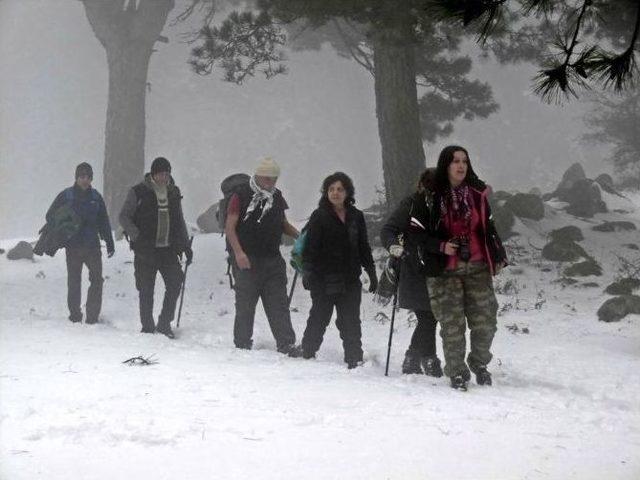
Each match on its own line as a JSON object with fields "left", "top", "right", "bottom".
{"left": 592, "top": 221, "right": 637, "bottom": 232}
{"left": 624, "top": 243, "right": 639, "bottom": 250}
{"left": 491, "top": 190, "right": 513, "bottom": 202}
{"left": 7, "top": 241, "right": 34, "bottom": 260}
{"left": 597, "top": 295, "right": 640, "bottom": 322}
{"left": 549, "top": 225, "right": 583, "bottom": 243}
{"left": 197, "top": 202, "right": 222, "bottom": 234}
{"left": 605, "top": 278, "right": 640, "bottom": 295}
{"left": 528, "top": 187, "right": 542, "bottom": 197}
{"left": 564, "top": 179, "right": 608, "bottom": 218}
{"left": 556, "top": 163, "right": 587, "bottom": 193}
{"left": 564, "top": 260, "right": 602, "bottom": 277}
{"left": 491, "top": 204, "right": 516, "bottom": 239}
{"left": 504, "top": 193, "right": 545, "bottom": 221}
{"left": 594, "top": 173, "right": 618, "bottom": 195}
{"left": 541, "top": 240, "right": 588, "bottom": 262}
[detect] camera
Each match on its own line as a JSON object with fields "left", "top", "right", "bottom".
{"left": 453, "top": 235, "right": 470, "bottom": 262}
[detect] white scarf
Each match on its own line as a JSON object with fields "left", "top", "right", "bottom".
{"left": 244, "top": 176, "right": 275, "bottom": 223}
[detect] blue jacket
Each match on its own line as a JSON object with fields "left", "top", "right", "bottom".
{"left": 46, "top": 185, "right": 114, "bottom": 251}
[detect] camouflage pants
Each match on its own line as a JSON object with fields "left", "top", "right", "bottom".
{"left": 427, "top": 262, "right": 498, "bottom": 379}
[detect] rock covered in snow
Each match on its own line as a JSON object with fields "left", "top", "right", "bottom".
{"left": 541, "top": 240, "right": 588, "bottom": 262}
{"left": 504, "top": 193, "right": 545, "bottom": 221}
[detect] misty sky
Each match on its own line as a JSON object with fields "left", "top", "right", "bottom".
{"left": 0, "top": 0, "right": 610, "bottom": 238}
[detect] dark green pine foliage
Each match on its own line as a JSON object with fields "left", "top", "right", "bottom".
{"left": 188, "top": 0, "right": 499, "bottom": 206}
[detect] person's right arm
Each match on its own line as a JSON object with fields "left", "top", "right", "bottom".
{"left": 380, "top": 198, "right": 411, "bottom": 252}
{"left": 118, "top": 188, "right": 140, "bottom": 241}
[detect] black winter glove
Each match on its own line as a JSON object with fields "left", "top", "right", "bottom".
{"left": 184, "top": 246, "right": 194, "bottom": 266}
{"left": 302, "top": 271, "right": 315, "bottom": 291}
{"left": 367, "top": 268, "right": 378, "bottom": 294}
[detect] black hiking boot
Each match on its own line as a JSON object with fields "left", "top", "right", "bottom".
{"left": 69, "top": 314, "right": 82, "bottom": 323}
{"left": 140, "top": 324, "right": 155, "bottom": 334}
{"left": 278, "top": 344, "right": 300, "bottom": 358}
{"left": 450, "top": 375, "right": 468, "bottom": 391}
{"left": 474, "top": 366, "right": 492, "bottom": 386}
{"left": 347, "top": 360, "right": 361, "bottom": 370}
{"left": 156, "top": 323, "right": 175, "bottom": 339}
{"left": 402, "top": 349, "right": 423, "bottom": 375}
{"left": 85, "top": 317, "right": 98, "bottom": 325}
{"left": 421, "top": 356, "right": 443, "bottom": 378}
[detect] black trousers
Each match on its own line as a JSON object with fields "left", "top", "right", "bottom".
{"left": 302, "top": 282, "right": 363, "bottom": 364}
{"left": 66, "top": 246, "right": 103, "bottom": 322}
{"left": 408, "top": 309, "right": 438, "bottom": 357}
{"left": 232, "top": 255, "right": 296, "bottom": 350}
{"left": 134, "top": 248, "right": 184, "bottom": 330}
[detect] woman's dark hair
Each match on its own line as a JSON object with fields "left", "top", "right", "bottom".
{"left": 416, "top": 167, "right": 436, "bottom": 194}
{"left": 434, "top": 145, "right": 485, "bottom": 194}
{"left": 319, "top": 171, "right": 356, "bottom": 208}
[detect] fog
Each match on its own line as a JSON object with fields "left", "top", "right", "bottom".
{"left": 0, "top": 0, "right": 609, "bottom": 238}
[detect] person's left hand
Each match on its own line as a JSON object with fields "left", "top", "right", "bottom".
{"left": 184, "top": 246, "right": 194, "bottom": 266}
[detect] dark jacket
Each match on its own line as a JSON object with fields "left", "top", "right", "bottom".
{"left": 303, "top": 203, "right": 375, "bottom": 293}
{"left": 43, "top": 185, "right": 113, "bottom": 252}
{"left": 380, "top": 192, "right": 444, "bottom": 310}
{"left": 119, "top": 173, "right": 189, "bottom": 253}
{"left": 425, "top": 185, "right": 508, "bottom": 277}
{"left": 231, "top": 182, "right": 287, "bottom": 258}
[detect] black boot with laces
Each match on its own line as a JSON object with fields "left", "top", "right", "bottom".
{"left": 421, "top": 356, "right": 443, "bottom": 378}
{"left": 450, "top": 375, "right": 468, "bottom": 391}
{"left": 474, "top": 366, "right": 492, "bottom": 386}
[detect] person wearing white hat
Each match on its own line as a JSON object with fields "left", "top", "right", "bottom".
{"left": 224, "top": 157, "right": 300, "bottom": 355}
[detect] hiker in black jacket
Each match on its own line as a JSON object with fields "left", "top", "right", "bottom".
{"left": 380, "top": 168, "right": 443, "bottom": 377}
{"left": 224, "top": 157, "right": 300, "bottom": 354}
{"left": 298, "top": 172, "right": 377, "bottom": 369}
{"left": 119, "top": 157, "right": 193, "bottom": 338}
{"left": 45, "top": 162, "right": 114, "bottom": 324}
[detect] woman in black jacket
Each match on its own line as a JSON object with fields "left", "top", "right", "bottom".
{"left": 299, "top": 172, "right": 378, "bottom": 369}
{"left": 380, "top": 168, "right": 443, "bottom": 377}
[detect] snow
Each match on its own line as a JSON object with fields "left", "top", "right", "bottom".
{"left": 2, "top": 205, "right": 640, "bottom": 479}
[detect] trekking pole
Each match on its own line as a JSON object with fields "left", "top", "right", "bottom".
{"left": 384, "top": 291, "right": 399, "bottom": 377}
{"left": 176, "top": 236, "right": 194, "bottom": 329}
{"left": 288, "top": 271, "right": 298, "bottom": 307}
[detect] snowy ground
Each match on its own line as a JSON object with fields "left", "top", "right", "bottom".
{"left": 1, "top": 198, "right": 640, "bottom": 479}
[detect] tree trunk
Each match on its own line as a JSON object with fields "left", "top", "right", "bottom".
{"left": 373, "top": 25, "right": 426, "bottom": 209}
{"left": 83, "top": 0, "right": 174, "bottom": 222}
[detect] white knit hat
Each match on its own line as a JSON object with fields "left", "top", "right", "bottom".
{"left": 254, "top": 157, "right": 280, "bottom": 178}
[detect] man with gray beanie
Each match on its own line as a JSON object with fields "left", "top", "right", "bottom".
{"left": 119, "top": 157, "right": 193, "bottom": 338}
{"left": 44, "top": 162, "right": 115, "bottom": 324}
{"left": 225, "top": 157, "right": 300, "bottom": 355}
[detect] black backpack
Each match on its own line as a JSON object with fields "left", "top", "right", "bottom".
{"left": 216, "top": 173, "right": 250, "bottom": 233}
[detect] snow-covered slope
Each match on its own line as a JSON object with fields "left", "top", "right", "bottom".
{"left": 1, "top": 206, "right": 640, "bottom": 479}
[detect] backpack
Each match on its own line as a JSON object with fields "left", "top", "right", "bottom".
{"left": 216, "top": 173, "right": 250, "bottom": 233}
{"left": 289, "top": 229, "right": 308, "bottom": 273}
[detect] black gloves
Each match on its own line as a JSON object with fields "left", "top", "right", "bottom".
{"left": 367, "top": 268, "right": 378, "bottom": 294}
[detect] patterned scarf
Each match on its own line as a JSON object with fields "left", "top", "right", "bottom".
{"left": 440, "top": 183, "right": 472, "bottom": 225}
{"left": 150, "top": 177, "right": 170, "bottom": 247}
{"left": 244, "top": 175, "right": 275, "bottom": 223}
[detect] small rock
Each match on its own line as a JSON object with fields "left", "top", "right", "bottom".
{"left": 549, "top": 225, "right": 583, "bottom": 243}
{"left": 542, "top": 240, "right": 588, "bottom": 262}
{"left": 623, "top": 243, "right": 639, "bottom": 250}
{"left": 564, "top": 260, "right": 602, "bottom": 277}
{"left": 7, "top": 241, "right": 34, "bottom": 261}
{"left": 605, "top": 278, "right": 640, "bottom": 295}
{"left": 597, "top": 295, "right": 640, "bottom": 322}
{"left": 592, "top": 221, "right": 637, "bottom": 232}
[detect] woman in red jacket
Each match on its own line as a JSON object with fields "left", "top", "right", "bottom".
{"left": 426, "top": 146, "right": 508, "bottom": 391}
